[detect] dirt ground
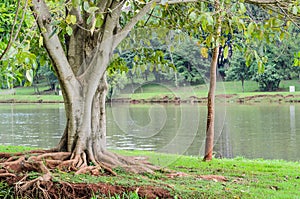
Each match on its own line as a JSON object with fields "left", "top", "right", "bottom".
{"left": 0, "top": 150, "right": 174, "bottom": 199}
{"left": 3, "top": 175, "right": 173, "bottom": 199}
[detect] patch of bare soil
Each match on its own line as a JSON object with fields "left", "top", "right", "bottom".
{"left": 0, "top": 150, "right": 173, "bottom": 199}
{"left": 2, "top": 175, "right": 172, "bottom": 199}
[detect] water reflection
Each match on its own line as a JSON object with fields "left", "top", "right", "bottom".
{"left": 0, "top": 104, "right": 65, "bottom": 148}
{"left": 0, "top": 103, "right": 299, "bottom": 161}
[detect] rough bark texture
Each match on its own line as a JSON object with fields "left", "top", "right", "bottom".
{"left": 28, "top": 0, "right": 162, "bottom": 174}
{"left": 33, "top": 0, "right": 114, "bottom": 161}
{"left": 203, "top": 0, "right": 222, "bottom": 161}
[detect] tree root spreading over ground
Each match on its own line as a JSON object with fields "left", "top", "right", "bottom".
{"left": 0, "top": 150, "right": 228, "bottom": 198}
{"left": 0, "top": 150, "right": 172, "bottom": 199}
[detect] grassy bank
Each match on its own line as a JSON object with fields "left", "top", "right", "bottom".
{"left": 0, "top": 146, "right": 299, "bottom": 198}
{"left": 113, "top": 80, "right": 300, "bottom": 103}
{"left": 1, "top": 80, "right": 300, "bottom": 103}
{"left": 0, "top": 86, "right": 64, "bottom": 103}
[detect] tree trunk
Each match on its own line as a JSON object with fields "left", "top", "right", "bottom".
{"left": 203, "top": 0, "right": 222, "bottom": 161}
{"left": 31, "top": 0, "right": 124, "bottom": 167}
{"left": 55, "top": 73, "right": 122, "bottom": 166}
{"left": 30, "top": 0, "right": 163, "bottom": 172}
{"left": 242, "top": 78, "right": 245, "bottom": 93}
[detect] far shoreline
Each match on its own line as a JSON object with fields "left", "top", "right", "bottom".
{"left": 1, "top": 92, "right": 300, "bottom": 104}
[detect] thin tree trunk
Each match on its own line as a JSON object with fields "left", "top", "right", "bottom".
{"left": 203, "top": 0, "right": 222, "bottom": 161}
{"left": 242, "top": 78, "right": 245, "bottom": 92}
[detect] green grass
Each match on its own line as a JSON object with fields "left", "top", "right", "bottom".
{"left": 1, "top": 146, "right": 299, "bottom": 198}
{"left": 0, "top": 86, "right": 63, "bottom": 102}
{"left": 0, "top": 85, "right": 64, "bottom": 103}
{"left": 0, "top": 145, "right": 37, "bottom": 153}
{"left": 1, "top": 80, "right": 300, "bottom": 103}
{"left": 114, "top": 80, "right": 300, "bottom": 103}
{"left": 0, "top": 94, "right": 63, "bottom": 103}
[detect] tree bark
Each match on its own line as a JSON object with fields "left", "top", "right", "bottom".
{"left": 203, "top": 0, "right": 222, "bottom": 161}
{"left": 30, "top": 0, "right": 160, "bottom": 170}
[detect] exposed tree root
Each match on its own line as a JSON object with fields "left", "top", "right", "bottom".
{"left": 0, "top": 149, "right": 166, "bottom": 198}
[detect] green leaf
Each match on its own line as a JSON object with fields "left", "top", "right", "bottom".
{"left": 70, "top": 15, "right": 77, "bottom": 24}
{"left": 279, "top": 32, "right": 285, "bottom": 41}
{"left": 95, "top": 14, "right": 104, "bottom": 28}
{"left": 189, "top": 11, "right": 197, "bottom": 21}
{"left": 83, "top": 1, "right": 89, "bottom": 11}
{"left": 71, "top": 0, "right": 80, "bottom": 7}
{"left": 87, "top": 14, "right": 93, "bottom": 25}
{"left": 66, "top": 15, "right": 71, "bottom": 24}
{"left": 257, "top": 61, "right": 264, "bottom": 73}
{"left": 66, "top": 26, "right": 73, "bottom": 36}
{"left": 39, "top": 36, "right": 43, "bottom": 48}
{"left": 206, "top": 14, "right": 213, "bottom": 26}
{"left": 201, "top": 16, "right": 207, "bottom": 31}
{"left": 239, "top": 3, "right": 246, "bottom": 14}
{"left": 134, "top": 55, "right": 139, "bottom": 62}
{"left": 224, "top": 45, "right": 229, "bottom": 59}
{"left": 245, "top": 53, "right": 252, "bottom": 67}
{"left": 66, "top": 15, "right": 77, "bottom": 25}
{"left": 247, "top": 22, "right": 255, "bottom": 35}
{"left": 87, "top": 7, "right": 99, "bottom": 14}
{"left": 294, "top": 58, "right": 299, "bottom": 66}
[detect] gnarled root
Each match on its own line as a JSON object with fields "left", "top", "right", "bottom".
{"left": 0, "top": 149, "right": 158, "bottom": 176}
{"left": 15, "top": 173, "right": 52, "bottom": 199}
{"left": 0, "top": 149, "right": 167, "bottom": 198}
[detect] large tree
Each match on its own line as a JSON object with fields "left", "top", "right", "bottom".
{"left": 1, "top": 0, "right": 299, "bottom": 177}
{"left": 29, "top": 0, "right": 160, "bottom": 171}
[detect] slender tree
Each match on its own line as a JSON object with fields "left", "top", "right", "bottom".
{"left": 203, "top": 0, "right": 222, "bottom": 161}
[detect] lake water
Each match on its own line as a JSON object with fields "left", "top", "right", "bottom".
{"left": 0, "top": 103, "right": 299, "bottom": 161}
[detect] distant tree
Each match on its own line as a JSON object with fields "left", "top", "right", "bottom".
{"left": 253, "top": 64, "right": 283, "bottom": 91}
{"left": 167, "top": 39, "right": 210, "bottom": 86}
{"left": 225, "top": 48, "right": 253, "bottom": 92}
{"left": 34, "top": 62, "right": 58, "bottom": 91}
{"left": 252, "top": 31, "right": 300, "bottom": 91}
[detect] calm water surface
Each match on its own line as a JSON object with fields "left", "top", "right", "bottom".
{"left": 0, "top": 103, "right": 299, "bottom": 161}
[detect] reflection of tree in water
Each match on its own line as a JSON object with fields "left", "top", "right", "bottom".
{"left": 289, "top": 105, "right": 297, "bottom": 160}
{"left": 214, "top": 123, "right": 233, "bottom": 159}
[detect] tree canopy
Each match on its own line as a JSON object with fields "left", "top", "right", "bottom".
{"left": 0, "top": 0, "right": 299, "bottom": 196}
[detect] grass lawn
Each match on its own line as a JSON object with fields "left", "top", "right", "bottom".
{"left": 0, "top": 86, "right": 64, "bottom": 103}
{"left": 0, "top": 80, "right": 300, "bottom": 103}
{"left": 0, "top": 146, "right": 299, "bottom": 198}
{"left": 113, "top": 80, "right": 300, "bottom": 103}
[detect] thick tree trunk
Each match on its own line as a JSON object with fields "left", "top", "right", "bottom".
{"left": 30, "top": 0, "right": 160, "bottom": 173}
{"left": 203, "top": 0, "right": 222, "bottom": 161}
{"left": 56, "top": 73, "right": 116, "bottom": 166}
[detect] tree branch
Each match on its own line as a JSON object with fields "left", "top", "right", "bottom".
{"left": 245, "top": 0, "right": 280, "bottom": 4}
{"left": 113, "top": 0, "right": 159, "bottom": 49}
{"left": 31, "top": 0, "right": 79, "bottom": 93}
